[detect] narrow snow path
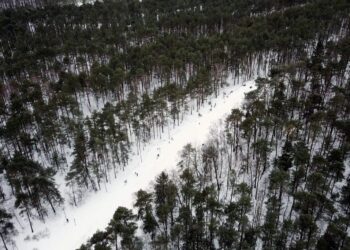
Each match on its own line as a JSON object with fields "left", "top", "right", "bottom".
{"left": 15, "top": 79, "right": 257, "bottom": 250}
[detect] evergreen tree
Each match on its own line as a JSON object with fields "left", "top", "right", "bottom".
{"left": 107, "top": 206, "right": 138, "bottom": 250}
{"left": 0, "top": 208, "right": 15, "bottom": 250}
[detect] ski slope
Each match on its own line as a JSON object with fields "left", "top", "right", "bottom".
{"left": 14, "top": 78, "right": 257, "bottom": 250}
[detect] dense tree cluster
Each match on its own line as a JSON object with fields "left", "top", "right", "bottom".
{"left": 0, "top": 0, "right": 84, "bottom": 10}
{"left": 81, "top": 37, "right": 350, "bottom": 249}
{"left": 0, "top": 0, "right": 349, "bottom": 248}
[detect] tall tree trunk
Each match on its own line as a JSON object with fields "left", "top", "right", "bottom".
{"left": 45, "top": 193, "right": 56, "bottom": 214}
{"left": 26, "top": 207, "right": 34, "bottom": 233}
{"left": 0, "top": 233, "right": 9, "bottom": 250}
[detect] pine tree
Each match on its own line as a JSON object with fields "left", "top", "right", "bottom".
{"left": 66, "top": 125, "right": 95, "bottom": 192}
{"left": 154, "top": 172, "right": 177, "bottom": 247}
{"left": 107, "top": 206, "right": 138, "bottom": 250}
{"left": 134, "top": 190, "right": 157, "bottom": 239}
{"left": 0, "top": 208, "right": 15, "bottom": 250}
{"left": 6, "top": 153, "right": 62, "bottom": 227}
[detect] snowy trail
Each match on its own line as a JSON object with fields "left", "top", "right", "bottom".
{"left": 15, "top": 79, "right": 257, "bottom": 250}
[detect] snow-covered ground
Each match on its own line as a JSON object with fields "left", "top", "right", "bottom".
{"left": 14, "top": 78, "right": 257, "bottom": 250}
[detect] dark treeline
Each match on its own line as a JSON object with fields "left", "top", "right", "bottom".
{"left": 0, "top": 0, "right": 349, "bottom": 248}
{"left": 80, "top": 32, "right": 350, "bottom": 249}
{"left": 0, "top": 0, "right": 83, "bottom": 10}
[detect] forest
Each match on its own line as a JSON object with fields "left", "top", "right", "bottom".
{"left": 79, "top": 38, "right": 350, "bottom": 249}
{"left": 0, "top": 0, "right": 349, "bottom": 249}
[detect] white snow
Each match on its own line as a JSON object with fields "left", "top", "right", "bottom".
{"left": 76, "top": 0, "right": 97, "bottom": 7}
{"left": 13, "top": 78, "right": 257, "bottom": 250}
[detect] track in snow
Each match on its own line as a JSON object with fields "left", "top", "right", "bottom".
{"left": 14, "top": 78, "right": 257, "bottom": 250}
